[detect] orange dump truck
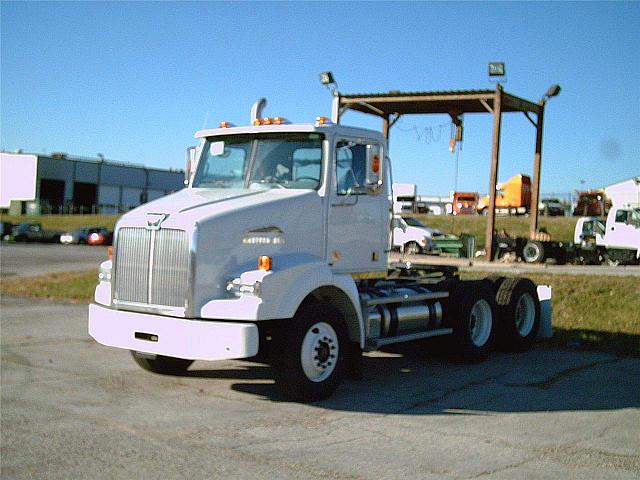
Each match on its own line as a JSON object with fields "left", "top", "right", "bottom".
{"left": 477, "top": 174, "right": 531, "bottom": 215}
{"left": 452, "top": 192, "right": 479, "bottom": 215}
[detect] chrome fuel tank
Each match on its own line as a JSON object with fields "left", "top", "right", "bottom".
{"left": 361, "top": 286, "right": 443, "bottom": 341}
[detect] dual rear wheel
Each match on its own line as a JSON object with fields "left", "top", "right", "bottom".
{"left": 447, "top": 277, "right": 541, "bottom": 360}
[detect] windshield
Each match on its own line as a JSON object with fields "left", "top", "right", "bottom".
{"left": 192, "top": 133, "right": 324, "bottom": 190}
{"left": 402, "top": 217, "right": 425, "bottom": 227}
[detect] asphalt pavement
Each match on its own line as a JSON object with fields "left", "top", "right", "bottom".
{"left": 0, "top": 243, "right": 108, "bottom": 278}
{"left": 2, "top": 295, "right": 639, "bottom": 479}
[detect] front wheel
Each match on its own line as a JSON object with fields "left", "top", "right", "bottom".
{"left": 274, "top": 303, "right": 346, "bottom": 402}
{"left": 404, "top": 241, "right": 421, "bottom": 255}
{"left": 131, "top": 351, "right": 194, "bottom": 375}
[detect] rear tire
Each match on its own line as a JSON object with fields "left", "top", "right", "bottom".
{"left": 522, "top": 240, "right": 545, "bottom": 263}
{"left": 483, "top": 276, "right": 506, "bottom": 293}
{"left": 495, "top": 278, "right": 540, "bottom": 352}
{"left": 274, "top": 302, "right": 347, "bottom": 402}
{"left": 448, "top": 281, "right": 496, "bottom": 361}
{"left": 131, "top": 351, "right": 194, "bottom": 374}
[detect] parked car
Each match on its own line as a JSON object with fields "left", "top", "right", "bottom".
{"left": 540, "top": 198, "right": 565, "bottom": 216}
{"left": 60, "top": 227, "right": 106, "bottom": 244}
{"left": 1, "top": 221, "right": 14, "bottom": 240}
{"left": 86, "top": 228, "right": 113, "bottom": 246}
{"left": 11, "top": 222, "right": 62, "bottom": 243}
{"left": 392, "top": 216, "right": 443, "bottom": 254}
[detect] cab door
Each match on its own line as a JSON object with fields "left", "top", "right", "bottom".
{"left": 607, "top": 209, "right": 640, "bottom": 249}
{"left": 326, "top": 138, "right": 389, "bottom": 274}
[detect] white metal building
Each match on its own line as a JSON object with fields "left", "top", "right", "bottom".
{"left": 604, "top": 176, "right": 640, "bottom": 208}
{"left": 0, "top": 152, "right": 184, "bottom": 215}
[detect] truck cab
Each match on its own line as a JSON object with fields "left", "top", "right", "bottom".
{"left": 89, "top": 113, "right": 551, "bottom": 401}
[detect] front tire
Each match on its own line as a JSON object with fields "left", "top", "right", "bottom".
{"left": 274, "top": 302, "right": 346, "bottom": 402}
{"left": 131, "top": 351, "right": 194, "bottom": 375}
{"left": 404, "top": 241, "right": 421, "bottom": 255}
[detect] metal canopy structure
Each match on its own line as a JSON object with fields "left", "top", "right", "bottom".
{"left": 333, "top": 85, "right": 549, "bottom": 261}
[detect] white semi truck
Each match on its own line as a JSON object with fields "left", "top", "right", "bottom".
{"left": 89, "top": 101, "right": 551, "bottom": 401}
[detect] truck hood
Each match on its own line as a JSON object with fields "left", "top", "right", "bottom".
{"left": 129, "top": 188, "right": 267, "bottom": 216}
{"left": 117, "top": 186, "right": 320, "bottom": 234}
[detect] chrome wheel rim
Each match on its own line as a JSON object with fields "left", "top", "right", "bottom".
{"left": 469, "top": 299, "right": 492, "bottom": 347}
{"left": 300, "top": 322, "right": 338, "bottom": 382}
{"left": 524, "top": 244, "right": 540, "bottom": 261}
{"left": 515, "top": 293, "right": 536, "bottom": 337}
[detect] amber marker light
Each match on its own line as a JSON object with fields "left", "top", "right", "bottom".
{"left": 258, "top": 255, "right": 272, "bottom": 271}
{"left": 372, "top": 155, "right": 380, "bottom": 173}
{"left": 107, "top": 246, "right": 113, "bottom": 260}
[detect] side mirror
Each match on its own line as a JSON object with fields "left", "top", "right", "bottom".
{"left": 185, "top": 146, "right": 197, "bottom": 186}
{"left": 365, "top": 144, "right": 383, "bottom": 194}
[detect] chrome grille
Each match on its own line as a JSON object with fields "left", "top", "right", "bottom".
{"left": 114, "top": 227, "right": 189, "bottom": 308}
{"left": 151, "top": 229, "right": 190, "bottom": 307}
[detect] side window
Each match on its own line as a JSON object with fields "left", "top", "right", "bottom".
{"left": 336, "top": 142, "right": 367, "bottom": 195}
{"left": 615, "top": 210, "right": 629, "bottom": 224}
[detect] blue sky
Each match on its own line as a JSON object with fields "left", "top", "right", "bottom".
{"left": 2, "top": 1, "right": 638, "bottom": 197}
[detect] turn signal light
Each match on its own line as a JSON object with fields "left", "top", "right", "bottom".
{"left": 258, "top": 255, "right": 272, "bottom": 271}
{"left": 107, "top": 246, "right": 113, "bottom": 260}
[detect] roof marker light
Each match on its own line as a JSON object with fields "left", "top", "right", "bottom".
{"left": 315, "top": 116, "right": 331, "bottom": 127}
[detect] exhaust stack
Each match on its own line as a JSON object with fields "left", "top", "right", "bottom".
{"left": 251, "top": 98, "right": 267, "bottom": 124}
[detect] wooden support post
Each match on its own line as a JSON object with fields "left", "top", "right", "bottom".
{"left": 529, "top": 102, "right": 545, "bottom": 238}
{"left": 485, "top": 85, "right": 503, "bottom": 261}
{"left": 382, "top": 115, "right": 390, "bottom": 141}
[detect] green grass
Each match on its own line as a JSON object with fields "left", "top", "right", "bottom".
{"left": 0, "top": 214, "right": 120, "bottom": 231}
{"left": 1, "top": 270, "right": 98, "bottom": 303}
{"left": 413, "top": 214, "right": 580, "bottom": 249}
{"left": 2, "top": 268, "right": 638, "bottom": 356}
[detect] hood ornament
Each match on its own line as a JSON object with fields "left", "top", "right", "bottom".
{"left": 146, "top": 213, "right": 169, "bottom": 230}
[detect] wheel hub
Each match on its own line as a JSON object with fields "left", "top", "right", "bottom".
{"left": 301, "top": 322, "right": 339, "bottom": 382}
{"left": 469, "top": 299, "right": 492, "bottom": 347}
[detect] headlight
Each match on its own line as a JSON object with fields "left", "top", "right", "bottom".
{"left": 226, "top": 278, "right": 261, "bottom": 297}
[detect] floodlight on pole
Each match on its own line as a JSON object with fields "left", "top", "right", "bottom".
{"left": 543, "top": 84, "right": 561, "bottom": 101}
{"left": 319, "top": 71, "right": 339, "bottom": 96}
{"left": 488, "top": 62, "right": 506, "bottom": 77}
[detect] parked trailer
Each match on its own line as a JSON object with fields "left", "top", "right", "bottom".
{"left": 88, "top": 102, "right": 553, "bottom": 401}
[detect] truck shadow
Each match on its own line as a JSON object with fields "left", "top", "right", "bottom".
{"left": 188, "top": 341, "right": 639, "bottom": 414}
